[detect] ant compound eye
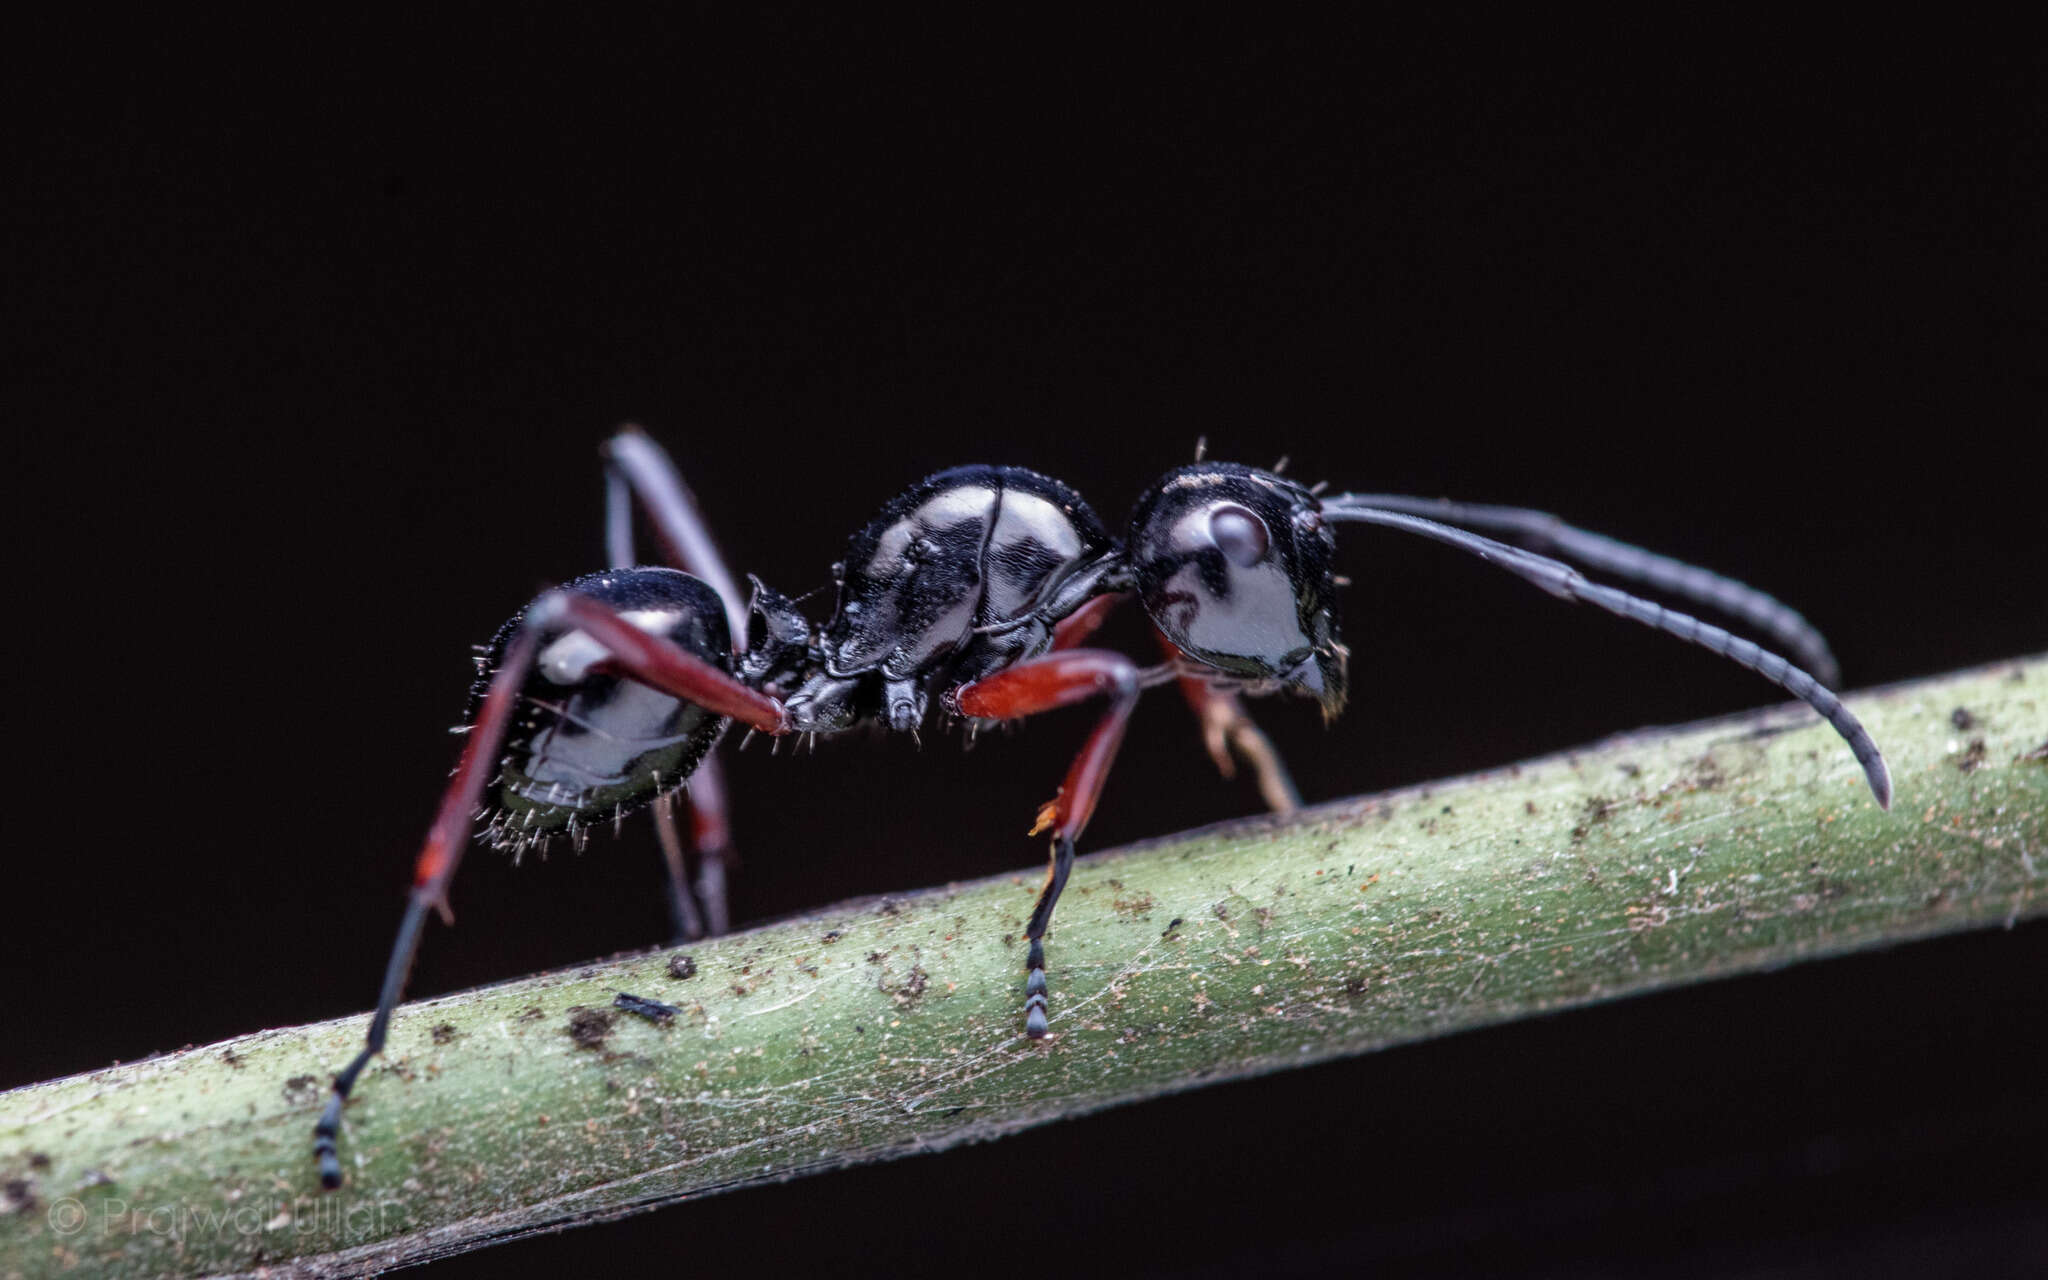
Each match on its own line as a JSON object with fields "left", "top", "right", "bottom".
{"left": 1207, "top": 503, "right": 1269, "bottom": 568}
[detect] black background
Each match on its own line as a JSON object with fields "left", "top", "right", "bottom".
{"left": 10, "top": 17, "right": 2046, "bottom": 1277}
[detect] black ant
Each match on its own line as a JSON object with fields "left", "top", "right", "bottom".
{"left": 315, "top": 428, "right": 1891, "bottom": 1187}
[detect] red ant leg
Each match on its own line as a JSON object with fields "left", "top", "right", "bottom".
{"left": 954, "top": 649, "right": 1143, "bottom": 1038}
{"left": 686, "top": 753, "right": 737, "bottom": 936}
{"left": 604, "top": 427, "right": 751, "bottom": 936}
{"left": 647, "top": 755, "right": 738, "bottom": 941}
{"left": 1048, "top": 591, "right": 1127, "bottom": 650}
{"left": 556, "top": 596, "right": 779, "bottom": 940}
{"left": 559, "top": 595, "right": 786, "bottom": 732}
{"left": 313, "top": 620, "right": 540, "bottom": 1187}
{"left": 315, "top": 593, "right": 785, "bottom": 1188}
{"left": 1154, "top": 633, "right": 1301, "bottom": 813}
{"left": 1052, "top": 594, "right": 1297, "bottom": 813}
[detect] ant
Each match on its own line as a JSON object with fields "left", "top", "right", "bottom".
{"left": 315, "top": 428, "right": 1891, "bottom": 1187}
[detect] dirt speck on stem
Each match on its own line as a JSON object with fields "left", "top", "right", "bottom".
{"left": 565, "top": 1006, "right": 616, "bottom": 1049}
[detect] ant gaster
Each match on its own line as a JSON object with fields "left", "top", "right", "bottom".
{"left": 314, "top": 428, "right": 1892, "bottom": 1187}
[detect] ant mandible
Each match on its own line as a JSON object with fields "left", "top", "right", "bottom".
{"left": 314, "top": 427, "right": 1892, "bottom": 1187}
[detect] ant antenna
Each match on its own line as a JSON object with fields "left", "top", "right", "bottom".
{"left": 1319, "top": 497, "right": 1891, "bottom": 809}
{"left": 1329, "top": 494, "right": 1841, "bottom": 686}
{"left": 1193, "top": 437, "right": 1208, "bottom": 462}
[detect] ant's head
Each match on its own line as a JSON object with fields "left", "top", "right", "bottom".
{"left": 1127, "top": 462, "right": 1348, "bottom": 718}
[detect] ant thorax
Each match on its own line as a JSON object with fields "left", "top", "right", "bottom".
{"left": 782, "top": 465, "right": 1114, "bottom": 734}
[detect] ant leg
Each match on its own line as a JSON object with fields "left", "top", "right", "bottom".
{"left": 603, "top": 427, "right": 753, "bottom": 936}
{"left": 314, "top": 622, "right": 542, "bottom": 1189}
{"left": 651, "top": 794, "right": 708, "bottom": 942}
{"left": 555, "top": 594, "right": 787, "bottom": 732}
{"left": 684, "top": 754, "right": 737, "bottom": 936}
{"left": 1021, "top": 835, "right": 1078, "bottom": 1039}
{"left": 1048, "top": 592, "right": 1128, "bottom": 651}
{"left": 561, "top": 593, "right": 780, "bottom": 930}
{"left": 314, "top": 594, "right": 785, "bottom": 1188}
{"left": 602, "top": 426, "right": 748, "bottom": 643}
{"left": 954, "top": 649, "right": 1144, "bottom": 1038}
{"left": 650, "top": 757, "right": 736, "bottom": 941}
{"left": 1047, "top": 595, "right": 1297, "bottom": 814}
{"left": 1155, "top": 633, "right": 1301, "bottom": 814}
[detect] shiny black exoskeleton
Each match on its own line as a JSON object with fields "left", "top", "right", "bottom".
{"left": 472, "top": 568, "right": 736, "bottom": 853}
{"left": 468, "top": 460, "right": 1355, "bottom": 861}
{"left": 317, "top": 430, "right": 1892, "bottom": 1189}
{"left": 1125, "top": 462, "right": 1348, "bottom": 714}
{"left": 784, "top": 465, "right": 1117, "bottom": 733}
{"left": 779, "top": 461, "right": 1353, "bottom": 735}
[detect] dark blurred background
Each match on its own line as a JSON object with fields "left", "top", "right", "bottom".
{"left": 9, "top": 17, "right": 2045, "bottom": 1277}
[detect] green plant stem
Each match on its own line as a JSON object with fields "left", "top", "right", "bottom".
{"left": 3, "top": 657, "right": 2044, "bottom": 1279}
